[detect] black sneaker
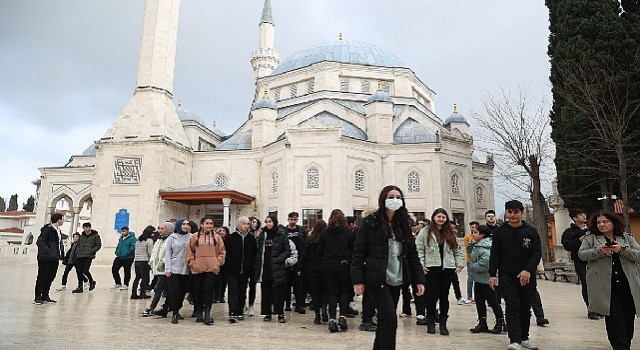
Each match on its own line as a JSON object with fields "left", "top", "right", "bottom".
{"left": 72, "top": 288, "right": 83, "bottom": 293}
{"left": 338, "top": 316, "right": 348, "bottom": 331}
{"left": 142, "top": 309, "right": 153, "bottom": 317}
{"left": 263, "top": 315, "right": 272, "bottom": 322}
{"left": 277, "top": 314, "right": 286, "bottom": 323}
{"left": 33, "top": 297, "right": 44, "bottom": 305}
{"left": 359, "top": 322, "right": 377, "bottom": 332}
{"left": 229, "top": 315, "right": 237, "bottom": 324}
{"left": 328, "top": 320, "right": 339, "bottom": 332}
{"left": 42, "top": 297, "right": 57, "bottom": 303}
{"left": 236, "top": 315, "right": 244, "bottom": 321}
{"left": 536, "top": 317, "right": 549, "bottom": 326}
{"left": 89, "top": 281, "right": 96, "bottom": 291}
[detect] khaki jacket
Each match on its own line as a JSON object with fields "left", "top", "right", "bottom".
{"left": 578, "top": 233, "right": 640, "bottom": 316}
{"left": 415, "top": 228, "right": 465, "bottom": 269}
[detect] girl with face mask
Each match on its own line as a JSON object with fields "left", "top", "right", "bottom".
{"left": 351, "top": 185, "right": 426, "bottom": 350}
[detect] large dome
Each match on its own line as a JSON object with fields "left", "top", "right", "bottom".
{"left": 271, "top": 40, "right": 405, "bottom": 75}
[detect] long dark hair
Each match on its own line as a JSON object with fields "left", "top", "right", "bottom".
{"left": 376, "top": 185, "right": 412, "bottom": 242}
{"left": 427, "top": 208, "right": 457, "bottom": 248}
{"left": 588, "top": 211, "right": 625, "bottom": 236}
{"left": 308, "top": 219, "right": 327, "bottom": 245}
{"left": 263, "top": 215, "right": 279, "bottom": 235}
{"left": 328, "top": 209, "right": 349, "bottom": 228}
{"left": 139, "top": 225, "right": 155, "bottom": 242}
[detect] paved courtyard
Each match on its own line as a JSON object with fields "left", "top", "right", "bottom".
{"left": 0, "top": 259, "right": 637, "bottom": 349}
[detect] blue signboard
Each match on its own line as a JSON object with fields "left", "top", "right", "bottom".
{"left": 114, "top": 209, "right": 130, "bottom": 231}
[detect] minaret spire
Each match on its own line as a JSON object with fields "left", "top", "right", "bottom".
{"left": 103, "top": 0, "right": 189, "bottom": 147}
{"left": 251, "top": 0, "right": 280, "bottom": 78}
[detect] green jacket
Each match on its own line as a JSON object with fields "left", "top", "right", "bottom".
{"left": 115, "top": 233, "right": 136, "bottom": 259}
{"left": 415, "top": 228, "right": 465, "bottom": 269}
{"left": 75, "top": 230, "right": 102, "bottom": 259}
{"left": 468, "top": 237, "right": 492, "bottom": 284}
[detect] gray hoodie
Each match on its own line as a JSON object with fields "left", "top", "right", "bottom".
{"left": 165, "top": 232, "right": 191, "bottom": 275}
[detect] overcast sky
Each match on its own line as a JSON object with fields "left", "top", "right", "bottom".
{"left": 0, "top": 0, "right": 551, "bottom": 210}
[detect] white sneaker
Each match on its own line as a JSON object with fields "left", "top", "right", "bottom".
{"left": 243, "top": 306, "right": 248, "bottom": 315}
{"left": 247, "top": 306, "right": 255, "bottom": 316}
{"left": 521, "top": 340, "right": 538, "bottom": 350}
{"left": 399, "top": 313, "right": 411, "bottom": 317}
{"left": 83, "top": 282, "right": 90, "bottom": 290}
{"left": 119, "top": 285, "right": 129, "bottom": 290}
{"left": 507, "top": 343, "right": 522, "bottom": 350}
{"left": 112, "top": 284, "right": 122, "bottom": 290}
{"left": 56, "top": 285, "right": 66, "bottom": 291}
{"left": 457, "top": 298, "right": 471, "bottom": 305}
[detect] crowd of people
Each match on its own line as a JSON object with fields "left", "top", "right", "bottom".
{"left": 32, "top": 184, "right": 640, "bottom": 350}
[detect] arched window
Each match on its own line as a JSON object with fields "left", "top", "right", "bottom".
{"left": 307, "top": 167, "right": 320, "bottom": 189}
{"left": 214, "top": 173, "right": 229, "bottom": 188}
{"left": 451, "top": 173, "right": 460, "bottom": 194}
{"left": 407, "top": 171, "right": 420, "bottom": 193}
{"left": 272, "top": 172, "right": 279, "bottom": 193}
{"left": 476, "top": 186, "right": 484, "bottom": 204}
{"left": 354, "top": 170, "right": 365, "bottom": 191}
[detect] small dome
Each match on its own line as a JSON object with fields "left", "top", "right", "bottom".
{"left": 298, "top": 112, "right": 368, "bottom": 140}
{"left": 217, "top": 130, "right": 252, "bottom": 150}
{"left": 272, "top": 40, "right": 405, "bottom": 75}
{"left": 444, "top": 104, "right": 468, "bottom": 125}
{"left": 367, "top": 90, "right": 392, "bottom": 103}
{"left": 252, "top": 98, "right": 277, "bottom": 110}
{"left": 394, "top": 118, "right": 438, "bottom": 144}
{"left": 82, "top": 144, "right": 97, "bottom": 156}
{"left": 176, "top": 104, "right": 206, "bottom": 125}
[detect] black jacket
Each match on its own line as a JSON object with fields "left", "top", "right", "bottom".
{"left": 255, "top": 227, "right": 291, "bottom": 286}
{"left": 318, "top": 226, "right": 353, "bottom": 263}
{"left": 351, "top": 213, "right": 425, "bottom": 287}
{"left": 62, "top": 242, "right": 78, "bottom": 265}
{"left": 224, "top": 230, "right": 257, "bottom": 275}
{"left": 302, "top": 241, "right": 323, "bottom": 273}
{"left": 37, "top": 224, "right": 63, "bottom": 262}
{"left": 75, "top": 230, "right": 102, "bottom": 259}
{"left": 561, "top": 223, "right": 588, "bottom": 263}
{"left": 489, "top": 221, "right": 542, "bottom": 277}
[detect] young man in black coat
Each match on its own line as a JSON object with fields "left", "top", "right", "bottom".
{"left": 561, "top": 208, "right": 599, "bottom": 320}
{"left": 34, "top": 213, "right": 65, "bottom": 304}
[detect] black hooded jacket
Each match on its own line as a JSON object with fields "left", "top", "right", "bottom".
{"left": 561, "top": 223, "right": 588, "bottom": 263}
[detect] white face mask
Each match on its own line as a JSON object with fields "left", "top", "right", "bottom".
{"left": 385, "top": 198, "right": 403, "bottom": 212}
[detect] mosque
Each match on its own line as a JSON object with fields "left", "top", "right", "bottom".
{"left": 30, "top": 0, "right": 494, "bottom": 252}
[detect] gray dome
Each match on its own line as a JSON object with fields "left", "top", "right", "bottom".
{"left": 217, "top": 130, "right": 252, "bottom": 150}
{"left": 394, "top": 118, "right": 438, "bottom": 144}
{"left": 299, "top": 112, "right": 367, "bottom": 141}
{"left": 367, "top": 90, "right": 392, "bottom": 103}
{"left": 82, "top": 144, "right": 97, "bottom": 156}
{"left": 444, "top": 104, "right": 468, "bottom": 125}
{"left": 176, "top": 105, "right": 206, "bottom": 125}
{"left": 272, "top": 40, "right": 405, "bottom": 75}
{"left": 252, "top": 98, "right": 277, "bottom": 110}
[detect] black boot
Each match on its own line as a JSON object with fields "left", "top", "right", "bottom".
{"left": 171, "top": 313, "right": 179, "bottom": 324}
{"left": 470, "top": 317, "right": 488, "bottom": 333}
{"left": 314, "top": 310, "right": 321, "bottom": 325}
{"left": 439, "top": 315, "right": 449, "bottom": 336}
{"left": 204, "top": 307, "right": 214, "bottom": 325}
{"left": 488, "top": 317, "right": 504, "bottom": 334}
{"left": 195, "top": 307, "right": 204, "bottom": 323}
{"left": 321, "top": 305, "right": 329, "bottom": 323}
{"left": 426, "top": 315, "right": 436, "bottom": 334}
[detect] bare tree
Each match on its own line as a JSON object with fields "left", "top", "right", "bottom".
{"left": 473, "top": 87, "right": 554, "bottom": 261}
{"left": 557, "top": 61, "right": 640, "bottom": 230}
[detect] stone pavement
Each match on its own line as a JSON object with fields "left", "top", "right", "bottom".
{"left": 0, "top": 260, "right": 636, "bottom": 350}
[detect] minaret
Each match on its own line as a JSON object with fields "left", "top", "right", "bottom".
{"left": 251, "top": 0, "right": 280, "bottom": 78}
{"left": 103, "top": 0, "right": 189, "bottom": 147}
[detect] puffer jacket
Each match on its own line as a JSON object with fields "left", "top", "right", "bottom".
{"left": 75, "top": 230, "right": 102, "bottom": 259}
{"left": 36, "top": 224, "right": 63, "bottom": 262}
{"left": 150, "top": 236, "right": 168, "bottom": 276}
{"left": 415, "top": 228, "right": 465, "bottom": 269}
{"left": 351, "top": 212, "right": 425, "bottom": 288}
{"left": 185, "top": 232, "right": 226, "bottom": 274}
{"left": 467, "top": 237, "right": 492, "bottom": 284}
{"left": 255, "top": 226, "right": 291, "bottom": 285}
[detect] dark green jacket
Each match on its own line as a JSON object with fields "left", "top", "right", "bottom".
{"left": 75, "top": 230, "right": 102, "bottom": 259}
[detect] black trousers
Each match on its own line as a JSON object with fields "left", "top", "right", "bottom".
{"left": 501, "top": 273, "right": 535, "bottom": 344}
{"left": 323, "top": 262, "right": 351, "bottom": 319}
{"left": 111, "top": 257, "right": 133, "bottom": 286}
{"left": 248, "top": 272, "right": 257, "bottom": 306}
{"left": 192, "top": 272, "right": 217, "bottom": 310}
{"left": 149, "top": 275, "right": 168, "bottom": 311}
{"left": 307, "top": 270, "right": 327, "bottom": 312}
{"left": 285, "top": 267, "right": 305, "bottom": 308}
{"left": 362, "top": 289, "right": 377, "bottom": 323}
{"left": 401, "top": 283, "right": 413, "bottom": 315}
{"left": 425, "top": 268, "right": 455, "bottom": 317}
{"left": 369, "top": 284, "right": 401, "bottom": 350}
{"left": 227, "top": 272, "right": 250, "bottom": 316}
{"left": 474, "top": 282, "right": 503, "bottom": 320}
{"left": 132, "top": 261, "right": 151, "bottom": 295}
{"left": 61, "top": 263, "right": 86, "bottom": 286}
{"left": 451, "top": 272, "right": 462, "bottom": 299}
{"left": 414, "top": 280, "right": 426, "bottom": 316}
{"left": 261, "top": 280, "right": 286, "bottom": 316}
{"left": 531, "top": 288, "right": 545, "bottom": 318}
{"left": 606, "top": 282, "right": 636, "bottom": 350}
{"left": 167, "top": 274, "right": 190, "bottom": 313}
{"left": 74, "top": 257, "right": 94, "bottom": 287}
{"left": 574, "top": 260, "right": 589, "bottom": 307}
{"left": 35, "top": 260, "right": 59, "bottom": 299}
{"left": 214, "top": 271, "right": 226, "bottom": 302}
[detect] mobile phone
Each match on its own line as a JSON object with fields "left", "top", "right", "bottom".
{"left": 605, "top": 241, "right": 616, "bottom": 247}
